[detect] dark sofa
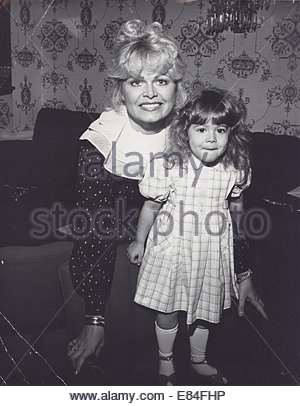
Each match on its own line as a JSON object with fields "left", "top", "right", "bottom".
{"left": 245, "top": 132, "right": 300, "bottom": 211}
{"left": 0, "top": 108, "right": 99, "bottom": 383}
{"left": 243, "top": 132, "right": 300, "bottom": 328}
{"left": 0, "top": 108, "right": 98, "bottom": 247}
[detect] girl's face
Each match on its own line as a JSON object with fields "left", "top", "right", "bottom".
{"left": 188, "top": 118, "right": 230, "bottom": 165}
{"left": 121, "top": 70, "right": 176, "bottom": 134}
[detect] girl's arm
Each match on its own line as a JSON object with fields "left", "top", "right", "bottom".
{"left": 127, "top": 199, "right": 162, "bottom": 265}
{"left": 136, "top": 199, "right": 162, "bottom": 243}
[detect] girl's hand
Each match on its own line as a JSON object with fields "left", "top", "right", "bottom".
{"left": 127, "top": 241, "right": 144, "bottom": 265}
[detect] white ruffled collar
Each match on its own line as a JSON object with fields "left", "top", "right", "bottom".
{"left": 80, "top": 106, "right": 167, "bottom": 180}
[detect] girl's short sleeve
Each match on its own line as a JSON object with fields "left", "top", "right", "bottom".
{"left": 231, "top": 168, "right": 252, "bottom": 198}
{"left": 139, "top": 157, "right": 172, "bottom": 202}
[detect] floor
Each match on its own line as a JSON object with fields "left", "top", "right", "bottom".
{"left": 79, "top": 302, "right": 299, "bottom": 386}
{"left": 2, "top": 296, "right": 298, "bottom": 387}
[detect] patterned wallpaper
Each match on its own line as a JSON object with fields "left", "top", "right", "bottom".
{"left": 0, "top": 94, "right": 13, "bottom": 133}
{"left": 3, "top": 0, "right": 300, "bottom": 137}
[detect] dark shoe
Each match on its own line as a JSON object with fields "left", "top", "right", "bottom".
{"left": 190, "top": 360, "right": 228, "bottom": 385}
{"left": 158, "top": 372, "right": 176, "bottom": 385}
{"left": 158, "top": 354, "right": 176, "bottom": 386}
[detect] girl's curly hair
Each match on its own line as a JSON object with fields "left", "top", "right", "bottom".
{"left": 164, "top": 88, "right": 251, "bottom": 186}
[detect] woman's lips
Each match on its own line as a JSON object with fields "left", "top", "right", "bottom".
{"left": 139, "top": 102, "right": 162, "bottom": 111}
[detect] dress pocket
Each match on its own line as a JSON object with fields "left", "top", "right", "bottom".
{"left": 220, "top": 218, "right": 232, "bottom": 253}
{"left": 149, "top": 210, "right": 174, "bottom": 254}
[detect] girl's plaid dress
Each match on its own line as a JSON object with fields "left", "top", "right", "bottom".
{"left": 134, "top": 156, "right": 250, "bottom": 324}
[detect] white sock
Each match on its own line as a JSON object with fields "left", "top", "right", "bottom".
{"left": 189, "top": 326, "right": 217, "bottom": 376}
{"left": 155, "top": 322, "right": 178, "bottom": 377}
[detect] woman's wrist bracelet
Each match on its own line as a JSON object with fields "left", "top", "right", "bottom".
{"left": 236, "top": 269, "right": 253, "bottom": 284}
{"left": 84, "top": 315, "right": 105, "bottom": 327}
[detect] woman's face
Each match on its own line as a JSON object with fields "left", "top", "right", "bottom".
{"left": 121, "top": 70, "right": 176, "bottom": 134}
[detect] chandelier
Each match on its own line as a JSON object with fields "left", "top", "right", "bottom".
{"left": 205, "top": 0, "right": 271, "bottom": 34}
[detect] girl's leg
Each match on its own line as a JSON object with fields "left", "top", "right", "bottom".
{"left": 189, "top": 324, "right": 227, "bottom": 383}
{"left": 156, "top": 312, "right": 178, "bottom": 384}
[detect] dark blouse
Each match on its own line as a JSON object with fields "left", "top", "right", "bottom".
{"left": 69, "top": 143, "right": 145, "bottom": 315}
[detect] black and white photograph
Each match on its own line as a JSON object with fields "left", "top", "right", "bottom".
{"left": 0, "top": 0, "right": 299, "bottom": 399}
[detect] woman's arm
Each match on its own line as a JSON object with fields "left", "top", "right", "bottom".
{"left": 229, "top": 194, "right": 245, "bottom": 238}
{"left": 68, "top": 143, "right": 116, "bottom": 373}
{"left": 230, "top": 195, "right": 252, "bottom": 276}
{"left": 229, "top": 195, "right": 267, "bottom": 319}
{"left": 127, "top": 199, "right": 162, "bottom": 265}
{"left": 69, "top": 143, "right": 116, "bottom": 316}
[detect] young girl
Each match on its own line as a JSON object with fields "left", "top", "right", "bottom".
{"left": 127, "top": 88, "right": 252, "bottom": 385}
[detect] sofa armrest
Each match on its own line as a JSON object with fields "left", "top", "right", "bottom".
{"left": 245, "top": 132, "right": 300, "bottom": 210}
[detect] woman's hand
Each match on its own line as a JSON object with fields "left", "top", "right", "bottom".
{"left": 67, "top": 325, "right": 105, "bottom": 374}
{"left": 237, "top": 277, "right": 268, "bottom": 320}
{"left": 127, "top": 241, "right": 144, "bottom": 265}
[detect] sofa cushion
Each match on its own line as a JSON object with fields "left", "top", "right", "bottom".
{"left": 0, "top": 241, "right": 73, "bottom": 335}
{"left": 0, "top": 184, "right": 71, "bottom": 246}
{"left": 0, "top": 140, "right": 82, "bottom": 188}
{"left": 0, "top": 141, "right": 46, "bottom": 186}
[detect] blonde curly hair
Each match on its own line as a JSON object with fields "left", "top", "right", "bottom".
{"left": 108, "top": 19, "right": 186, "bottom": 110}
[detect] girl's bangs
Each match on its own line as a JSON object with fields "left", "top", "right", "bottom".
{"left": 189, "top": 99, "right": 239, "bottom": 127}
